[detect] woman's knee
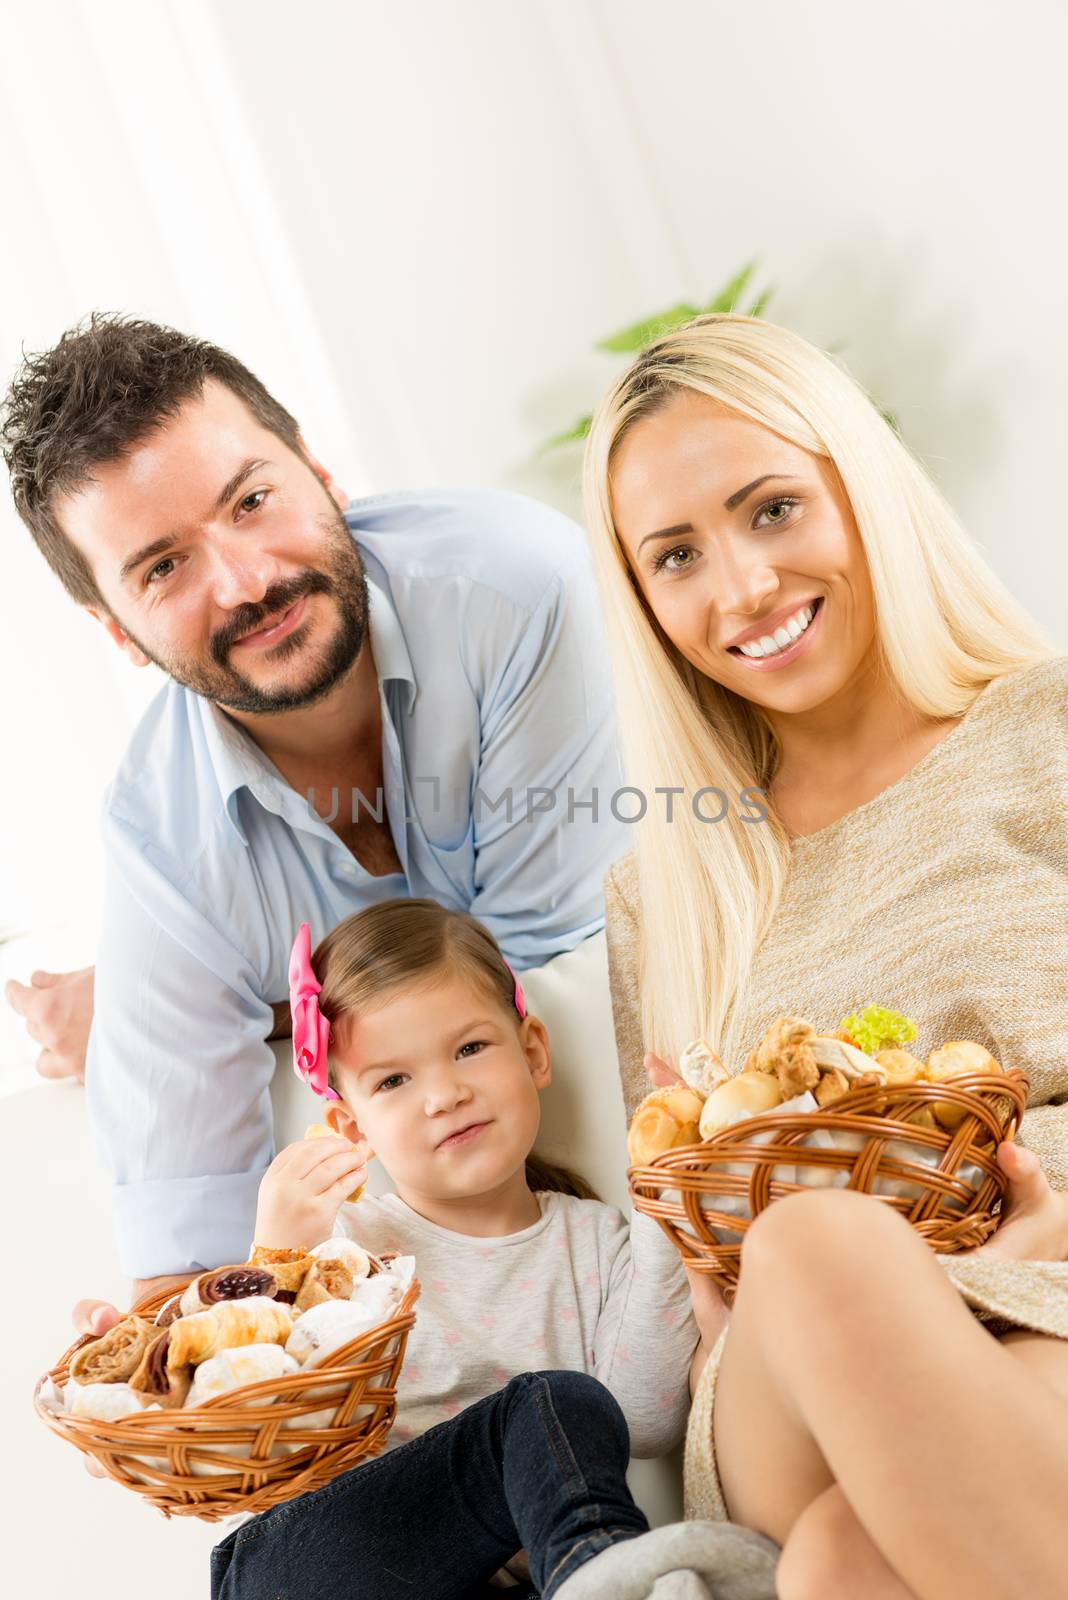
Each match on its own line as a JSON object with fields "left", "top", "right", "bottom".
{"left": 776, "top": 1485, "right": 893, "bottom": 1600}
{"left": 742, "top": 1187, "right": 912, "bottom": 1288}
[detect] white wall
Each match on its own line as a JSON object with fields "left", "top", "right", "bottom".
{"left": 3, "top": 0, "right": 1067, "bottom": 1087}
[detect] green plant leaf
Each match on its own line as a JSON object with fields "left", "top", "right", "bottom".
{"left": 746, "top": 287, "right": 773, "bottom": 318}
{"left": 702, "top": 261, "right": 758, "bottom": 314}
{"left": 595, "top": 302, "right": 701, "bottom": 354}
{"left": 539, "top": 414, "right": 593, "bottom": 452}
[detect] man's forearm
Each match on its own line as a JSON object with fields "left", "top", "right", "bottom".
{"left": 131, "top": 1271, "right": 194, "bottom": 1309}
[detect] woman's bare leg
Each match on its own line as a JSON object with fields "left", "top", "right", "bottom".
{"left": 711, "top": 1187, "right": 1068, "bottom": 1600}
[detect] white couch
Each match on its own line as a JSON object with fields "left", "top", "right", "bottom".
{"left": 6, "top": 932, "right": 684, "bottom": 1598}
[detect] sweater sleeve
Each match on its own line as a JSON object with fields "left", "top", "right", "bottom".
{"left": 604, "top": 858, "right": 649, "bottom": 1126}
{"left": 592, "top": 1208, "right": 699, "bottom": 1459}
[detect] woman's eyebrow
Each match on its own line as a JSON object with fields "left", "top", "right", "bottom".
{"left": 636, "top": 475, "right": 803, "bottom": 553}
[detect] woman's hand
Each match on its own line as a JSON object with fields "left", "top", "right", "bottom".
{"left": 973, "top": 1141, "right": 1068, "bottom": 1262}
{"left": 254, "top": 1136, "right": 370, "bottom": 1250}
{"left": 645, "top": 1051, "right": 685, "bottom": 1089}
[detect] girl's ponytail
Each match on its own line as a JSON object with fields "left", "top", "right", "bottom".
{"left": 524, "top": 1151, "right": 599, "bottom": 1202}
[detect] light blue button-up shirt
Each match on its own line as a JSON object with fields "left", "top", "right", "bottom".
{"left": 86, "top": 487, "right": 628, "bottom": 1278}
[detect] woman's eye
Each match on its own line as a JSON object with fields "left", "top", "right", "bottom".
{"left": 238, "top": 489, "right": 268, "bottom": 516}
{"left": 652, "top": 545, "right": 696, "bottom": 575}
{"left": 754, "top": 495, "right": 800, "bottom": 529}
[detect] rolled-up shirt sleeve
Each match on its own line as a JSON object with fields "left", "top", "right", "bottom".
{"left": 86, "top": 817, "right": 276, "bottom": 1279}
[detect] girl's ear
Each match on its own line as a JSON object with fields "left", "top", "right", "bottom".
{"left": 325, "top": 1097, "right": 374, "bottom": 1159}
{"left": 521, "top": 1015, "right": 552, "bottom": 1091}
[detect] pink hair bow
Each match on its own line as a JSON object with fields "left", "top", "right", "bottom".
{"left": 503, "top": 958, "right": 527, "bottom": 1019}
{"left": 288, "top": 921, "right": 340, "bottom": 1101}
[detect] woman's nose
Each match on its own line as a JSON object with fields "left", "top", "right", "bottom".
{"left": 707, "top": 554, "right": 780, "bottom": 625}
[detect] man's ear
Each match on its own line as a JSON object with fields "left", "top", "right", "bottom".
{"left": 298, "top": 435, "right": 348, "bottom": 511}
{"left": 325, "top": 1097, "right": 373, "bottom": 1157}
{"left": 521, "top": 1016, "right": 552, "bottom": 1092}
{"left": 84, "top": 605, "right": 152, "bottom": 669}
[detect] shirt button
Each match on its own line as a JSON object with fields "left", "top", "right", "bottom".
{"left": 340, "top": 860, "right": 359, "bottom": 879}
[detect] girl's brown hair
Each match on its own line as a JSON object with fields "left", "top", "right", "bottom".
{"left": 312, "top": 898, "right": 599, "bottom": 1203}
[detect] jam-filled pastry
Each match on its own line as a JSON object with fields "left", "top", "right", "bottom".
{"left": 179, "top": 1265, "right": 279, "bottom": 1316}
{"left": 70, "top": 1315, "right": 157, "bottom": 1386}
{"left": 129, "top": 1331, "right": 191, "bottom": 1409}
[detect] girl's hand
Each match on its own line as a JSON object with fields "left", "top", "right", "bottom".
{"left": 973, "top": 1141, "right": 1068, "bottom": 1262}
{"left": 254, "top": 1136, "right": 370, "bottom": 1250}
{"left": 645, "top": 1051, "right": 685, "bottom": 1089}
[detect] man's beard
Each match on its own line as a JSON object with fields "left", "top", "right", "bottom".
{"left": 119, "top": 507, "right": 370, "bottom": 714}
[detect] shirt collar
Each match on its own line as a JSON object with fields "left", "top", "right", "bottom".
{"left": 199, "top": 575, "right": 416, "bottom": 846}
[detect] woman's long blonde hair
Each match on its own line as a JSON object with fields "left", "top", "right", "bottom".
{"left": 582, "top": 313, "right": 1059, "bottom": 1069}
{"left": 313, "top": 898, "right": 599, "bottom": 1201}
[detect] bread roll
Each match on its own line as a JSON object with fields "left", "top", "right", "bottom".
{"left": 699, "top": 1072, "right": 783, "bottom": 1138}
{"left": 874, "top": 1048, "right": 926, "bottom": 1089}
{"left": 926, "top": 1041, "right": 1002, "bottom": 1130}
{"left": 677, "top": 1039, "right": 729, "bottom": 1095}
{"left": 627, "top": 1086, "right": 705, "bottom": 1165}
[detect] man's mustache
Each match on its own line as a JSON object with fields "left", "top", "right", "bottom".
{"left": 212, "top": 572, "right": 333, "bottom": 660}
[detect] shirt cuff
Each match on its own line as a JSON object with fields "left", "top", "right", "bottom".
{"left": 112, "top": 1167, "right": 266, "bottom": 1279}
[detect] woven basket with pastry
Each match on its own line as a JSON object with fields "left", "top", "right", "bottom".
{"left": 34, "top": 1232, "right": 421, "bottom": 1521}
{"left": 627, "top": 1004, "right": 1028, "bottom": 1302}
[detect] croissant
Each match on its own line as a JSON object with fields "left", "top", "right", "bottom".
{"left": 167, "top": 1296, "right": 294, "bottom": 1369}
{"left": 70, "top": 1315, "right": 157, "bottom": 1386}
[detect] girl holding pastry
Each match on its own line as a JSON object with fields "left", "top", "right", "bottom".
{"left": 208, "top": 899, "right": 768, "bottom": 1600}
{"left": 585, "top": 311, "right": 1068, "bottom": 1599}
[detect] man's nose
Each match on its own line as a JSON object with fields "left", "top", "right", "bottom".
{"left": 206, "top": 537, "right": 280, "bottom": 612}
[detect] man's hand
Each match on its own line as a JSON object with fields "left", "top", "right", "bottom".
{"left": 70, "top": 1297, "right": 124, "bottom": 1478}
{"left": 254, "top": 1136, "right": 370, "bottom": 1250}
{"left": 973, "top": 1140, "right": 1068, "bottom": 1262}
{"left": 4, "top": 965, "right": 95, "bottom": 1081}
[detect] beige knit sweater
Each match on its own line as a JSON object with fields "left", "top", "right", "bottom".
{"left": 605, "top": 658, "right": 1068, "bottom": 1517}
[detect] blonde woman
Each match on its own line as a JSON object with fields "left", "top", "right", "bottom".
{"left": 583, "top": 314, "right": 1068, "bottom": 1600}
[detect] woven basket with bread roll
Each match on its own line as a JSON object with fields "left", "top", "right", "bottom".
{"left": 35, "top": 1186, "right": 420, "bottom": 1519}
{"left": 627, "top": 1004, "right": 1028, "bottom": 1302}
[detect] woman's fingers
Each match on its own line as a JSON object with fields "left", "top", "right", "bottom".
{"left": 644, "top": 1051, "right": 684, "bottom": 1088}
{"left": 72, "top": 1299, "right": 121, "bottom": 1336}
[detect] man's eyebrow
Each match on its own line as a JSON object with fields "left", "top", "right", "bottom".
{"left": 117, "top": 458, "right": 271, "bottom": 584}
{"left": 354, "top": 1020, "right": 501, "bottom": 1081}
{"left": 636, "top": 476, "right": 802, "bottom": 554}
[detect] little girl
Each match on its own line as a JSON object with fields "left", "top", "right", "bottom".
{"left": 210, "top": 898, "right": 774, "bottom": 1600}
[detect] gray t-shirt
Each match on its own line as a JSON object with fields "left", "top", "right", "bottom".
{"left": 335, "top": 1188, "right": 698, "bottom": 1459}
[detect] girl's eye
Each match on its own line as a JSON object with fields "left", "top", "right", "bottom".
{"left": 237, "top": 489, "right": 268, "bottom": 516}
{"left": 753, "top": 495, "right": 800, "bottom": 529}
{"left": 651, "top": 544, "right": 696, "bottom": 576}
{"left": 374, "top": 1073, "right": 408, "bottom": 1093}
{"left": 458, "top": 1040, "right": 487, "bottom": 1057}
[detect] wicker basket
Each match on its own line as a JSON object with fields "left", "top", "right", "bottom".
{"left": 629, "top": 1070, "right": 1028, "bottom": 1303}
{"left": 34, "top": 1252, "right": 420, "bottom": 1520}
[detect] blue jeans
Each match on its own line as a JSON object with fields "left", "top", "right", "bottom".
{"left": 210, "top": 1370, "right": 651, "bottom": 1600}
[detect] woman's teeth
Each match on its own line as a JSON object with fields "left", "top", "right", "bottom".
{"left": 735, "top": 601, "right": 818, "bottom": 658}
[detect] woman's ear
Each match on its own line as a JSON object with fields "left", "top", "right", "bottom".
{"left": 521, "top": 1015, "right": 552, "bottom": 1091}
{"left": 325, "top": 1098, "right": 374, "bottom": 1159}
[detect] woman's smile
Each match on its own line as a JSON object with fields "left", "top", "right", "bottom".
{"left": 726, "top": 595, "right": 825, "bottom": 671}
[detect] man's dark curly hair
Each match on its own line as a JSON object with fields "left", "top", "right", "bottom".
{"left": 1, "top": 313, "right": 303, "bottom": 609}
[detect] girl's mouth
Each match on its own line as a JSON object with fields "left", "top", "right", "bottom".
{"left": 437, "top": 1121, "right": 491, "bottom": 1151}
{"left": 727, "top": 597, "right": 824, "bottom": 671}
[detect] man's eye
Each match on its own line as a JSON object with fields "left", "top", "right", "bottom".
{"left": 145, "top": 557, "right": 176, "bottom": 586}
{"left": 238, "top": 489, "right": 268, "bottom": 516}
